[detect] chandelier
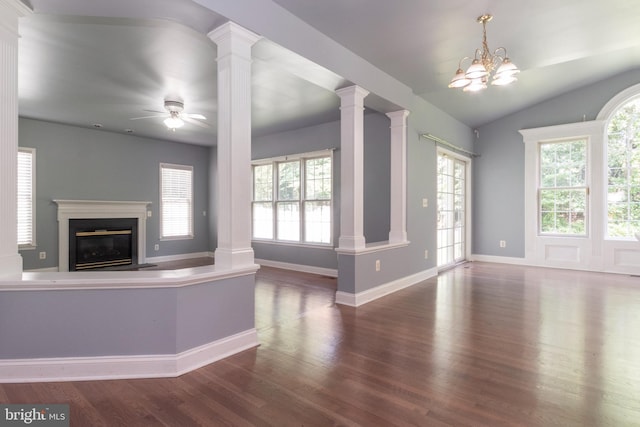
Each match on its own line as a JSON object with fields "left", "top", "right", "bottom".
{"left": 448, "top": 14, "right": 520, "bottom": 92}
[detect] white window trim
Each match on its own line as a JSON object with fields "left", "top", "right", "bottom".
{"left": 252, "top": 149, "right": 334, "bottom": 246}
{"left": 18, "top": 147, "right": 36, "bottom": 250}
{"left": 597, "top": 83, "right": 640, "bottom": 240}
{"left": 520, "top": 83, "right": 640, "bottom": 274}
{"left": 520, "top": 121, "right": 606, "bottom": 270}
{"left": 159, "top": 163, "right": 194, "bottom": 241}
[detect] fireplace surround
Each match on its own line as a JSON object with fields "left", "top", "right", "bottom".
{"left": 54, "top": 200, "right": 151, "bottom": 272}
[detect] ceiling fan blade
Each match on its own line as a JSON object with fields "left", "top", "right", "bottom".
{"left": 130, "top": 114, "right": 166, "bottom": 120}
{"left": 183, "top": 113, "right": 206, "bottom": 120}
{"left": 183, "top": 117, "right": 210, "bottom": 128}
{"left": 143, "top": 109, "right": 166, "bottom": 114}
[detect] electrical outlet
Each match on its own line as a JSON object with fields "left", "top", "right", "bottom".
{"left": 154, "top": 244, "right": 159, "bottom": 251}
{"left": 499, "top": 240, "right": 506, "bottom": 248}
{"left": 39, "top": 251, "right": 46, "bottom": 260}
{"left": 424, "top": 250, "right": 429, "bottom": 259}
{"left": 422, "top": 198, "right": 428, "bottom": 208}
{"left": 375, "top": 259, "right": 381, "bottom": 272}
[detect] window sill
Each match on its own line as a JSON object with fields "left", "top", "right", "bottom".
{"left": 160, "top": 235, "right": 194, "bottom": 241}
{"left": 251, "top": 239, "right": 334, "bottom": 250}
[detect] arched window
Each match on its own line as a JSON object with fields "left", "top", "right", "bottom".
{"left": 606, "top": 96, "right": 640, "bottom": 238}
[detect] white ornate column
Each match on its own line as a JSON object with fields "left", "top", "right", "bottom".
{"left": 387, "top": 110, "right": 409, "bottom": 244}
{"left": 336, "top": 85, "right": 369, "bottom": 251}
{"left": 0, "top": 0, "right": 31, "bottom": 279}
{"left": 208, "top": 22, "right": 260, "bottom": 270}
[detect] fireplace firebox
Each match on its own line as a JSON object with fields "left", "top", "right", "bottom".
{"left": 69, "top": 218, "right": 138, "bottom": 271}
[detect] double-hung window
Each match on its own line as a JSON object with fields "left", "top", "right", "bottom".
{"left": 18, "top": 148, "right": 36, "bottom": 247}
{"left": 160, "top": 163, "right": 193, "bottom": 240}
{"left": 252, "top": 151, "right": 332, "bottom": 245}
{"left": 538, "top": 138, "right": 588, "bottom": 236}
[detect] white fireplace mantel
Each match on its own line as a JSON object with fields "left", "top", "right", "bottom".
{"left": 54, "top": 200, "right": 152, "bottom": 272}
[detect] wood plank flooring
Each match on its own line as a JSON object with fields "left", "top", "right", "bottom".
{"left": 3, "top": 262, "right": 640, "bottom": 426}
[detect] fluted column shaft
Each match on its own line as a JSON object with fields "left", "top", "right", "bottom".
{"left": 0, "top": 0, "right": 31, "bottom": 279}
{"left": 208, "top": 22, "right": 260, "bottom": 270}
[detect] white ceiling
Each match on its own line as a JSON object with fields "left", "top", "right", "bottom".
{"left": 17, "top": 0, "right": 640, "bottom": 145}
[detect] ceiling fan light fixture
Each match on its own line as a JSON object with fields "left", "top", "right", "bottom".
{"left": 164, "top": 116, "right": 184, "bottom": 130}
{"left": 448, "top": 14, "right": 519, "bottom": 92}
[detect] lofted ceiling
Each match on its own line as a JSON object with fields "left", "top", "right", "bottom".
{"left": 17, "top": 0, "right": 640, "bottom": 146}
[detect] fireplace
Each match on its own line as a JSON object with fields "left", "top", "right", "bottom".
{"left": 54, "top": 200, "right": 152, "bottom": 272}
{"left": 69, "top": 218, "right": 138, "bottom": 271}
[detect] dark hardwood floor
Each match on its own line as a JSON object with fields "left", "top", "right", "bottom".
{"left": 3, "top": 262, "right": 640, "bottom": 426}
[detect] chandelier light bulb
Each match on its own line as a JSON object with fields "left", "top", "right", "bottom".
{"left": 465, "top": 59, "right": 489, "bottom": 79}
{"left": 448, "top": 68, "right": 471, "bottom": 88}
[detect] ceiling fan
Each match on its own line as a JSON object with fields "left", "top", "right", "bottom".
{"left": 131, "top": 99, "right": 208, "bottom": 131}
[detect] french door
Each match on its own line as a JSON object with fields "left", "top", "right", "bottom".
{"left": 437, "top": 151, "right": 469, "bottom": 268}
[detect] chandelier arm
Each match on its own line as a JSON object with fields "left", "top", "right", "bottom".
{"left": 493, "top": 46, "right": 508, "bottom": 61}
{"left": 458, "top": 56, "right": 472, "bottom": 68}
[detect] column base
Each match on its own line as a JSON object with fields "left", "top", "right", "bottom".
{"left": 214, "top": 247, "right": 255, "bottom": 270}
{"left": 338, "top": 235, "right": 366, "bottom": 251}
{"left": 388, "top": 231, "right": 408, "bottom": 244}
{"left": 0, "top": 253, "right": 23, "bottom": 279}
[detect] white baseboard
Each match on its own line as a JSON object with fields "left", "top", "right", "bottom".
{"left": 255, "top": 258, "right": 338, "bottom": 277}
{"left": 0, "top": 329, "right": 258, "bottom": 383}
{"left": 336, "top": 267, "right": 438, "bottom": 307}
{"left": 23, "top": 267, "right": 59, "bottom": 273}
{"left": 470, "top": 254, "right": 527, "bottom": 265}
{"left": 146, "top": 252, "right": 214, "bottom": 264}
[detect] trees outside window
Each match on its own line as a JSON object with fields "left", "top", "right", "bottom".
{"left": 538, "top": 139, "right": 588, "bottom": 236}
{"left": 606, "top": 97, "right": 640, "bottom": 238}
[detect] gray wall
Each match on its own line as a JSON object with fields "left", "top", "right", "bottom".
{"left": 19, "top": 118, "right": 212, "bottom": 270}
{"left": 473, "top": 69, "right": 640, "bottom": 258}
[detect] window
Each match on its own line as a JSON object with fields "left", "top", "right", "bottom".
{"left": 606, "top": 97, "right": 640, "bottom": 238}
{"left": 538, "top": 138, "right": 588, "bottom": 236}
{"left": 160, "top": 163, "right": 193, "bottom": 239}
{"left": 252, "top": 152, "right": 332, "bottom": 245}
{"left": 18, "top": 148, "right": 36, "bottom": 247}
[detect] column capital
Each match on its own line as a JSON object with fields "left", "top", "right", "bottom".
{"left": 207, "top": 21, "right": 261, "bottom": 59}
{"left": 386, "top": 109, "right": 410, "bottom": 123}
{"left": 336, "top": 85, "right": 370, "bottom": 103}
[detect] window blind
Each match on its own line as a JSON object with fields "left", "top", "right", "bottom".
{"left": 17, "top": 148, "right": 35, "bottom": 246}
{"left": 160, "top": 163, "right": 193, "bottom": 239}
